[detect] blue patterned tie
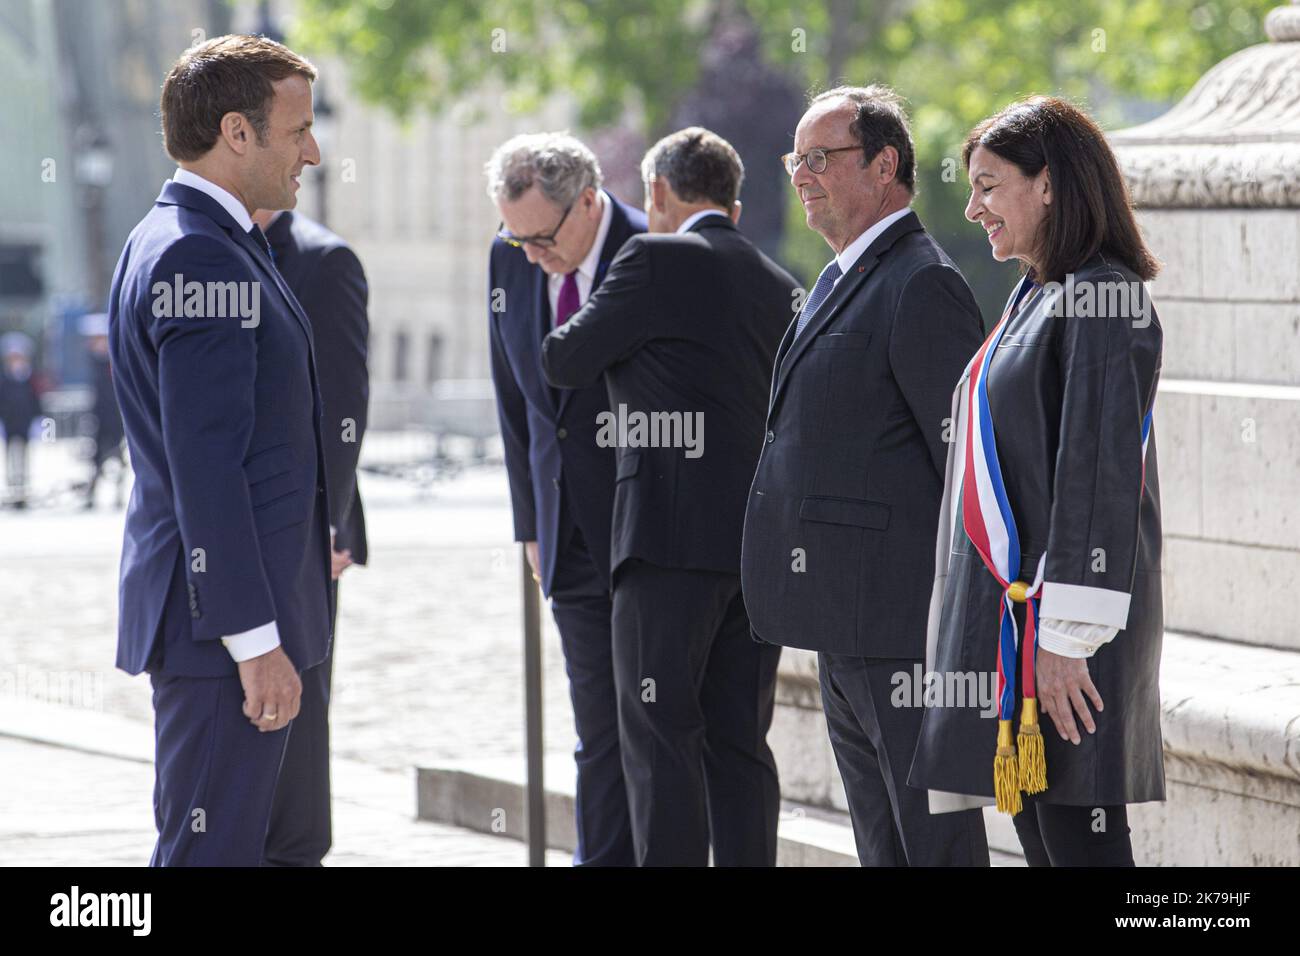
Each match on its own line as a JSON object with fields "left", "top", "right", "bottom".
{"left": 795, "top": 259, "right": 842, "bottom": 339}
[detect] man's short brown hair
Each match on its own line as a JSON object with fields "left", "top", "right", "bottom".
{"left": 160, "top": 34, "right": 317, "bottom": 162}
{"left": 640, "top": 127, "right": 744, "bottom": 209}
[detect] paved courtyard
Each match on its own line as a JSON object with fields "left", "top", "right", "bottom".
{"left": 0, "top": 435, "right": 580, "bottom": 865}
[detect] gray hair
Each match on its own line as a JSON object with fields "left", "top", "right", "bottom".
{"left": 640, "top": 126, "right": 744, "bottom": 208}
{"left": 484, "top": 131, "right": 603, "bottom": 207}
{"left": 808, "top": 84, "right": 916, "bottom": 193}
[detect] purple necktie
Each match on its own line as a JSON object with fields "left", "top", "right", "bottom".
{"left": 555, "top": 270, "right": 580, "bottom": 327}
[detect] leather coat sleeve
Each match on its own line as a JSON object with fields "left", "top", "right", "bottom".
{"left": 1039, "top": 272, "right": 1162, "bottom": 629}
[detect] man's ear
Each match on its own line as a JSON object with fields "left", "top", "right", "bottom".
{"left": 650, "top": 177, "right": 669, "bottom": 213}
{"left": 730, "top": 200, "right": 742, "bottom": 224}
{"left": 219, "top": 112, "right": 253, "bottom": 156}
{"left": 877, "top": 145, "right": 899, "bottom": 185}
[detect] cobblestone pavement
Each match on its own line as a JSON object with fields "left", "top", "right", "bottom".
{"left": 0, "top": 438, "right": 583, "bottom": 865}
{"left": 0, "top": 735, "right": 570, "bottom": 866}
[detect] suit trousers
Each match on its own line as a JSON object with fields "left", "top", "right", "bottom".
{"left": 150, "top": 663, "right": 319, "bottom": 866}
{"left": 550, "top": 522, "right": 635, "bottom": 866}
{"left": 264, "top": 578, "right": 338, "bottom": 866}
{"left": 818, "top": 652, "right": 989, "bottom": 866}
{"left": 1012, "top": 796, "right": 1135, "bottom": 866}
{"left": 612, "top": 559, "right": 782, "bottom": 866}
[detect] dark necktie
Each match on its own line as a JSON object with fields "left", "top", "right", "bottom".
{"left": 555, "top": 270, "right": 580, "bottom": 327}
{"left": 248, "top": 224, "right": 277, "bottom": 267}
{"left": 795, "top": 259, "right": 842, "bottom": 338}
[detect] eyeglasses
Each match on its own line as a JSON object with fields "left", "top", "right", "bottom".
{"left": 780, "top": 146, "right": 861, "bottom": 176}
{"left": 497, "top": 200, "right": 575, "bottom": 249}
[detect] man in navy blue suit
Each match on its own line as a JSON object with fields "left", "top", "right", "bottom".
{"left": 108, "top": 34, "right": 332, "bottom": 866}
{"left": 484, "top": 133, "right": 645, "bottom": 865}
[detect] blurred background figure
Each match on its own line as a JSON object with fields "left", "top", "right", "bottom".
{"left": 0, "top": 332, "right": 42, "bottom": 510}
{"left": 80, "top": 312, "right": 126, "bottom": 510}
{"left": 252, "top": 204, "right": 371, "bottom": 867}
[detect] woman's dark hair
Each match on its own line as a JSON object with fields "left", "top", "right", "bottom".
{"left": 963, "top": 96, "right": 1158, "bottom": 283}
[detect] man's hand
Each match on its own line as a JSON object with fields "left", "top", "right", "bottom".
{"left": 1037, "top": 649, "right": 1103, "bottom": 745}
{"left": 524, "top": 541, "right": 540, "bottom": 584}
{"left": 237, "top": 646, "right": 302, "bottom": 733}
{"left": 331, "top": 546, "right": 353, "bottom": 580}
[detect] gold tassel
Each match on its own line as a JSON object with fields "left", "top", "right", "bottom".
{"left": 993, "top": 719, "right": 1022, "bottom": 815}
{"left": 1017, "top": 697, "right": 1047, "bottom": 794}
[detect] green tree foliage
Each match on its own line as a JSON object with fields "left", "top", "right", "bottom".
{"left": 293, "top": 0, "right": 1276, "bottom": 311}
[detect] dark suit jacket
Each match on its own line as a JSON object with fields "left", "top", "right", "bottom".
{"left": 740, "top": 210, "right": 984, "bottom": 657}
{"left": 542, "top": 213, "right": 798, "bottom": 578}
{"left": 487, "top": 191, "right": 646, "bottom": 596}
{"left": 265, "top": 211, "right": 370, "bottom": 565}
{"left": 108, "top": 181, "right": 333, "bottom": 678}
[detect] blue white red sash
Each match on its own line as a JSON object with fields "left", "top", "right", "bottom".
{"left": 960, "top": 276, "right": 1154, "bottom": 813}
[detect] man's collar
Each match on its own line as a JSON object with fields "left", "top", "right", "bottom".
{"left": 676, "top": 208, "right": 729, "bottom": 234}
{"left": 834, "top": 205, "right": 914, "bottom": 274}
{"left": 576, "top": 189, "right": 613, "bottom": 280}
{"left": 172, "top": 167, "right": 254, "bottom": 232}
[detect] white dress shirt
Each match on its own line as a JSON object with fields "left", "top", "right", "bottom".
{"left": 832, "top": 205, "right": 914, "bottom": 281}
{"left": 170, "top": 168, "right": 280, "bottom": 664}
{"left": 171, "top": 167, "right": 254, "bottom": 232}
{"left": 547, "top": 189, "right": 613, "bottom": 322}
{"left": 677, "top": 208, "right": 728, "bottom": 234}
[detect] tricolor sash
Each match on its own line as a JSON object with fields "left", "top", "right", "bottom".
{"left": 961, "top": 277, "right": 1153, "bottom": 814}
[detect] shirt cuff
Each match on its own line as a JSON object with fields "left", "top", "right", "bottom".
{"left": 220, "top": 620, "right": 281, "bottom": 663}
{"left": 1037, "top": 617, "right": 1118, "bottom": 659}
{"left": 1039, "top": 582, "right": 1131, "bottom": 629}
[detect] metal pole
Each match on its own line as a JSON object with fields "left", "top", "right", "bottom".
{"left": 522, "top": 546, "right": 545, "bottom": 865}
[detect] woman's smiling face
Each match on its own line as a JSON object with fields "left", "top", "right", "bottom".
{"left": 964, "top": 145, "right": 1052, "bottom": 271}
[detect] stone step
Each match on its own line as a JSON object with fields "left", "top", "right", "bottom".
{"left": 770, "top": 631, "right": 1300, "bottom": 865}
{"left": 1158, "top": 380, "right": 1300, "bottom": 551}
{"left": 414, "top": 755, "right": 1026, "bottom": 866}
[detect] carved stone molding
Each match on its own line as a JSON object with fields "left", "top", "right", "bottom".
{"left": 1110, "top": 3, "right": 1300, "bottom": 208}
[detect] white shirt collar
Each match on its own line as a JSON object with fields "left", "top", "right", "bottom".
{"left": 575, "top": 189, "right": 613, "bottom": 281}
{"left": 171, "top": 167, "right": 254, "bottom": 233}
{"left": 676, "top": 208, "right": 728, "bottom": 234}
{"left": 834, "top": 206, "right": 914, "bottom": 275}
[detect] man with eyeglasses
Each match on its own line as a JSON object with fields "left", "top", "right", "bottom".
{"left": 483, "top": 132, "right": 646, "bottom": 866}
{"left": 740, "top": 86, "right": 990, "bottom": 866}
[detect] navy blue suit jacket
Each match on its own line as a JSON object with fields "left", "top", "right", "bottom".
{"left": 265, "top": 211, "right": 369, "bottom": 566}
{"left": 109, "top": 180, "right": 333, "bottom": 678}
{"left": 487, "top": 192, "right": 646, "bottom": 595}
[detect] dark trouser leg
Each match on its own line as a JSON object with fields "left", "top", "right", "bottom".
{"left": 611, "top": 561, "right": 724, "bottom": 866}
{"left": 1010, "top": 800, "right": 1052, "bottom": 866}
{"left": 818, "top": 653, "right": 989, "bottom": 866}
{"left": 264, "top": 659, "right": 332, "bottom": 865}
{"left": 550, "top": 529, "right": 634, "bottom": 866}
{"left": 1013, "top": 798, "right": 1135, "bottom": 866}
{"left": 699, "top": 585, "right": 781, "bottom": 866}
{"left": 264, "top": 580, "right": 336, "bottom": 866}
{"left": 149, "top": 672, "right": 292, "bottom": 866}
{"left": 6, "top": 437, "right": 28, "bottom": 503}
